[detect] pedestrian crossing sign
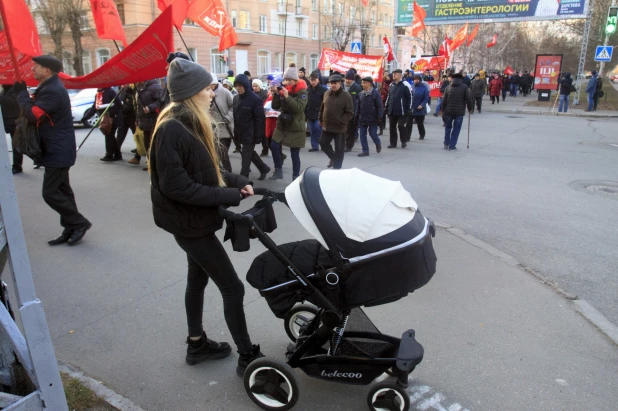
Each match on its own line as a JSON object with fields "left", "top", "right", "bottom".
{"left": 351, "top": 42, "right": 362, "bottom": 54}
{"left": 594, "top": 46, "right": 613, "bottom": 62}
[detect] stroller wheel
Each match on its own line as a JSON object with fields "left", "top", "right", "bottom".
{"left": 244, "top": 357, "right": 299, "bottom": 410}
{"left": 284, "top": 304, "right": 319, "bottom": 342}
{"left": 367, "top": 381, "right": 410, "bottom": 411}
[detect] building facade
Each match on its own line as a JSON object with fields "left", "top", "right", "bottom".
{"left": 34, "top": 0, "right": 396, "bottom": 79}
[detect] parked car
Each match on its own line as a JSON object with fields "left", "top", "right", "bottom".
{"left": 70, "top": 88, "right": 98, "bottom": 128}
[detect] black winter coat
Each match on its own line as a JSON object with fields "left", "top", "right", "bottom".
{"left": 559, "top": 75, "right": 573, "bottom": 95}
{"left": 17, "top": 75, "right": 76, "bottom": 168}
{"left": 150, "top": 110, "right": 250, "bottom": 239}
{"left": 85, "top": 88, "right": 121, "bottom": 127}
{"left": 358, "top": 88, "right": 384, "bottom": 126}
{"left": 0, "top": 86, "right": 20, "bottom": 134}
{"left": 119, "top": 86, "right": 137, "bottom": 118}
{"left": 136, "top": 80, "right": 163, "bottom": 132}
{"left": 233, "top": 74, "right": 265, "bottom": 145}
{"left": 441, "top": 78, "right": 473, "bottom": 117}
{"left": 510, "top": 74, "right": 520, "bottom": 85}
{"left": 385, "top": 81, "right": 411, "bottom": 116}
{"left": 306, "top": 83, "right": 327, "bottom": 121}
{"left": 345, "top": 82, "right": 362, "bottom": 115}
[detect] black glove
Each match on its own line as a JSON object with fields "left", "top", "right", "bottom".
{"left": 13, "top": 81, "right": 27, "bottom": 94}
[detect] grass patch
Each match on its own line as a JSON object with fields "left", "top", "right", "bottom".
{"left": 524, "top": 81, "right": 618, "bottom": 110}
{"left": 61, "top": 372, "right": 118, "bottom": 411}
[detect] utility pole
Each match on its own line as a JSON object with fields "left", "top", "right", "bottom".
{"left": 573, "top": 1, "right": 593, "bottom": 105}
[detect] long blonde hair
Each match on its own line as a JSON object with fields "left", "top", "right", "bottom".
{"left": 151, "top": 94, "right": 225, "bottom": 187}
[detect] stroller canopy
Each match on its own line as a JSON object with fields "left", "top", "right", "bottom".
{"left": 285, "top": 168, "right": 429, "bottom": 260}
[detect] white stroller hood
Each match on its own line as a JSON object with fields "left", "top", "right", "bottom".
{"left": 285, "top": 168, "right": 429, "bottom": 259}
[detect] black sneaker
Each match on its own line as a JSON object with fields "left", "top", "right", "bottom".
{"left": 186, "top": 332, "right": 231, "bottom": 365}
{"left": 237, "top": 344, "right": 264, "bottom": 376}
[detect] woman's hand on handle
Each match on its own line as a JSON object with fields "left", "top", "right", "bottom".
{"left": 241, "top": 185, "right": 254, "bottom": 198}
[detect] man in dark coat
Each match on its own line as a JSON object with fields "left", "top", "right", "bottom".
{"left": 115, "top": 84, "right": 137, "bottom": 153}
{"left": 0, "top": 85, "right": 22, "bottom": 174}
{"left": 510, "top": 72, "right": 520, "bottom": 97}
{"left": 306, "top": 72, "right": 327, "bottom": 151}
{"left": 441, "top": 73, "right": 473, "bottom": 151}
{"left": 319, "top": 74, "right": 354, "bottom": 169}
{"left": 384, "top": 69, "right": 411, "bottom": 148}
{"left": 129, "top": 79, "right": 163, "bottom": 167}
{"left": 233, "top": 74, "right": 270, "bottom": 180}
{"left": 520, "top": 71, "right": 532, "bottom": 96}
{"left": 298, "top": 67, "right": 311, "bottom": 88}
{"left": 84, "top": 87, "right": 121, "bottom": 161}
{"left": 357, "top": 76, "right": 383, "bottom": 157}
{"left": 15, "top": 55, "right": 91, "bottom": 245}
{"left": 344, "top": 70, "right": 361, "bottom": 151}
{"left": 470, "top": 73, "right": 486, "bottom": 113}
{"left": 558, "top": 72, "right": 573, "bottom": 113}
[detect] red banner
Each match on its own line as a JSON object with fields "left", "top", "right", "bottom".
{"left": 504, "top": 65, "right": 514, "bottom": 75}
{"left": 450, "top": 23, "right": 468, "bottom": 53}
{"left": 534, "top": 54, "right": 562, "bottom": 91}
{"left": 0, "top": 0, "right": 42, "bottom": 85}
{"left": 158, "top": 0, "right": 189, "bottom": 30}
{"left": 318, "top": 49, "right": 384, "bottom": 82}
{"left": 426, "top": 81, "right": 442, "bottom": 98}
{"left": 90, "top": 0, "right": 127, "bottom": 46}
{"left": 411, "top": 1, "right": 426, "bottom": 37}
{"left": 383, "top": 36, "right": 394, "bottom": 62}
{"left": 59, "top": 7, "right": 174, "bottom": 89}
{"left": 411, "top": 56, "right": 447, "bottom": 72}
{"left": 187, "top": 0, "right": 237, "bottom": 51}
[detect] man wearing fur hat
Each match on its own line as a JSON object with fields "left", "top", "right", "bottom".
{"left": 343, "top": 70, "right": 361, "bottom": 152}
{"left": 318, "top": 75, "right": 355, "bottom": 169}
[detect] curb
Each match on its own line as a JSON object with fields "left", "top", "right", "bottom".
{"left": 58, "top": 362, "right": 146, "bottom": 411}
{"left": 484, "top": 109, "right": 618, "bottom": 118}
{"left": 434, "top": 222, "right": 618, "bottom": 347}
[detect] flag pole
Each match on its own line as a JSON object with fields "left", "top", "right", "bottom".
{"left": 0, "top": 0, "right": 23, "bottom": 82}
{"left": 175, "top": 27, "right": 195, "bottom": 61}
{"left": 113, "top": 40, "right": 121, "bottom": 53}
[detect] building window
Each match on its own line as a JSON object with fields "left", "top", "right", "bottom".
{"left": 274, "top": 52, "right": 282, "bottom": 71}
{"left": 259, "top": 15, "right": 267, "bottom": 33}
{"left": 310, "top": 54, "right": 318, "bottom": 71}
{"left": 257, "top": 50, "right": 271, "bottom": 74}
{"left": 297, "top": 21, "right": 303, "bottom": 37}
{"left": 311, "top": 0, "right": 317, "bottom": 11}
{"left": 371, "top": 11, "right": 376, "bottom": 24}
{"left": 96, "top": 49, "right": 110, "bottom": 67}
{"left": 62, "top": 51, "right": 75, "bottom": 76}
{"left": 231, "top": 10, "right": 237, "bottom": 28}
{"left": 323, "top": 26, "right": 328, "bottom": 40}
{"left": 187, "top": 48, "right": 197, "bottom": 62}
{"left": 278, "top": 18, "right": 285, "bottom": 35}
{"left": 34, "top": 15, "right": 49, "bottom": 35}
{"left": 82, "top": 50, "right": 92, "bottom": 74}
{"left": 211, "top": 48, "right": 226, "bottom": 74}
{"left": 184, "top": 18, "right": 197, "bottom": 26}
{"left": 285, "top": 52, "right": 296, "bottom": 67}
{"left": 116, "top": 1, "right": 126, "bottom": 25}
{"left": 239, "top": 11, "right": 250, "bottom": 30}
{"left": 312, "top": 24, "right": 317, "bottom": 39}
{"left": 80, "top": 10, "right": 89, "bottom": 30}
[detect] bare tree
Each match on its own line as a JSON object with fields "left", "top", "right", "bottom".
{"left": 321, "top": 0, "right": 377, "bottom": 52}
{"left": 32, "top": 0, "right": 68, "bottom": 60}
{"left": 64, "top": 0, "right": 86, "bottom": 76}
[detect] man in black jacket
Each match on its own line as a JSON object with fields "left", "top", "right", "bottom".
{"left": 115, "top": 84, "right": 137, "bottom": 153}
{"left": 385, "top": 69, "right": 411, "bottom": 148}
{"left": 233, "top": 74, "right": 270, "bottom": 180}
{"left": 520, "top": 71, "right": 532, "bottom": 96}
{"left": 510, "top": 72, "right": 520, "bottom": 97}
{"left": 129, "top": 79, "right": 163, "bottom": 167}
{"left": 441, "top": 73, "right": 473, "bottom": 151}
{"left": 344, "top": 70, "right": 361, "bottom": 151}
{"left": 15, "top": 55, "right": 91, "bottom": 245}
{"left": 0, "top": 85, "right": 22, "bottom": 174}
{"left": 357, "top": 76, "right": 383, "bottom": 157}
{"left": 84, "top": 87, "right": 121, "bottom": 161}
{"left": 306, "top": 72, "right": 327, "bottom": 151}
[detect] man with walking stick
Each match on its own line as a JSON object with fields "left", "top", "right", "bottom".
{"left": 440, "top": 72, "right": 473, "bottom": 151}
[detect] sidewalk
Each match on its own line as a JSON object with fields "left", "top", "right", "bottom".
{"left": 9, "top": 157, "right": 618, "bottom": 410}
{"left": 480, "top": 92, "right": 618, "bottom": 118}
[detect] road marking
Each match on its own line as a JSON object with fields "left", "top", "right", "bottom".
{"left": 407, "top": 382, "right": 471, "bottom": 411}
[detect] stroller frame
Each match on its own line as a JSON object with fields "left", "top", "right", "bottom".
{"left": 220, "top": 187, "right": 427, "bottom": 410}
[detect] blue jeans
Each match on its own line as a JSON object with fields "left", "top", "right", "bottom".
{"left": 510, "top": 84, "right": 518, "bottom": 97}
{"left": 434, "top": 97, "right": 442, "bottom": 114}
{"left": 359, "top": 124, "right": 380, "bottom": 153}
{"left": 587, "top": 92, "right": 595, "bottom": 111}
{"left": 308, "top": 119, "right": 322, "bottom": 150}
{"left": 271, "top": 141, "right": 301, "bottom": 177}
{"left": 444, "top": 115, "right": 464, "bottom": 149}
{"left": 559, "top": 94, "right": 569, "bottom": 113}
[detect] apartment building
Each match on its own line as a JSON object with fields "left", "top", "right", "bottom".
{"left": 34, "top": 0, "right": 396, "bottom": 79}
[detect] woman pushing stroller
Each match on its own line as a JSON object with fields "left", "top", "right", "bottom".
{"left": 149, "top": 58, "right": 263, "bottom": 375}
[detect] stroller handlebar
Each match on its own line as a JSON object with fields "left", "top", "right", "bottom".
{"left": 218, "top": 187, "right": 285, "bottom": 222}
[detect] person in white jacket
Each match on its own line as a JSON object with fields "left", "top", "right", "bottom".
{"left": 209, "top": 78, "right": 235, "bottom": 172}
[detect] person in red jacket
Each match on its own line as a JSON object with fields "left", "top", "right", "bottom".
{"left": 489, "top": 74, "right": 503, "bottom": 104}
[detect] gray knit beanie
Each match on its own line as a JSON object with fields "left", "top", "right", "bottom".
{"left": 283, "top": 66, "right": 299, "bottom": 81}
{"left": 167, "top": 58, "right": 213, "bottom": 102}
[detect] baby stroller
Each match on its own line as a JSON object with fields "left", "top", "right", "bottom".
{"left": 219, "top": 167, "right": 437, "bottom": 411}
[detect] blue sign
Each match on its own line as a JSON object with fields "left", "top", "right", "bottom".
{"left": 351, "top": 42, "right": 362, "bottom": 54}
{"left": 595, "top": 46, "right": 613, "bottom": 62}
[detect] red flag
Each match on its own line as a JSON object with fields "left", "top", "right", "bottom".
{"left": 158, "top": 0, "right": 189, "bottom": 31}
{"left": 466, "top": 24, "right": 479, "bottom": 47}
{"left": 504, "top": 65, "right": 514, "bottom": 75}
{"left": 187, "top": 0, "right": 238, "bottom": 51}
{"left": 0, "top": 0, "right": 42, "bottom": 85}
{"left": 383, "top": 36, "right": 395, "bottom": 62}
{"left": 450, "top": 23, "right": 468, "bottom": 52}
{"left": 59, "top": 7, "right": 174, "bottom": 89}
{"left": 487, "top": 34, "right": 498, "bottom": 48}
{"left": 411, "top": 1, "right": 427, "bottom": 37}
{"left": 361, "top": 0, "right": 369, "bottom": 6}
{"left": 90, "top": 0, "right": 127, "bottom": 46}
{"left": 438, "top": 36, "right": 450, "bottom": 61}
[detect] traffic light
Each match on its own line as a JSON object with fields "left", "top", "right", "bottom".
{"left": 606, "top": 6, "right": 618, "bottom": 34}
